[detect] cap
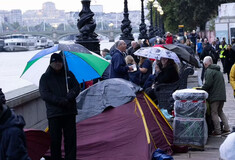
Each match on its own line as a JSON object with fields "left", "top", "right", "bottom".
{"left": 50, "top": 53, "right": 63, "bottom": 64}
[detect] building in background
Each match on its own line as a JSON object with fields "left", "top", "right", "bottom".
{"left": 0, "top": 1, "right": 147, "bottom": 35}
{"left": 9, "top": 10, "right": 22, "bottom": 25}
{"left": 215, "top": 2, "right": 235, "bottom": 44}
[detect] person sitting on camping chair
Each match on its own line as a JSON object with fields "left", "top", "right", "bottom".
{"left": 145, "top": 57, "right": 179, "bottom": 104}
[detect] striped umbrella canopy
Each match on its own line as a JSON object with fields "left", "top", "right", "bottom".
{"left": 21, "top": 43, "right": 110, "bottom": 86}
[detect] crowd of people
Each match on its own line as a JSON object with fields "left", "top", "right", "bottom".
{"left": 1, "top": 29, "right": 235, "bottom": 159}
{"left": 100, "top": 33, "right": 235, "bottom": 139}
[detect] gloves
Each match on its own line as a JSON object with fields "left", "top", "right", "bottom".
{"left": 67, "top": 90, "right": 76, "bottom": 101}
{"left": 58, "top": 98, "right": 69, "bottom": 107}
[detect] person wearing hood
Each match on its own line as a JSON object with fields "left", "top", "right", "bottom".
{"left": 0, "top": 88, "right": 31, "bottom": 160}
{"left": 39, "top": 53, "right": 80, "bottom": 160}
{"left": 201, "top": 56, "right": 230, "bottom": 137}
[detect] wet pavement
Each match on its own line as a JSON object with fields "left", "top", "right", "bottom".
{"left": 172, "top": 61, "right": 234, "bottom": 160}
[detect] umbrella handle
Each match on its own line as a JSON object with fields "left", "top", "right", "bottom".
{"left": 62, "top": 51, "right": 69, "bottom": 93}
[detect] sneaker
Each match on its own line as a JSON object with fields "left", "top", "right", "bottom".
{"left": 222, "top": 130, "right": 230, "bottom": 136}
{"left": 210, "top": 132, "right": 221, "bottom": 137}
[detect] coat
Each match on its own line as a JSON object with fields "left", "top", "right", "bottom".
{"left": 139, "top": 59, "right": 152, "bottom": 87}
{"left": 166, "top": 36, "right": 173, "bottom": 44}
{"left": 224, "top": 49, "right": 235, "bottom": 73}
{"left": 155, "top": 63, "right": 179, "bottom": 84}
{"left": 0, "top": 106, "right": 31, "bottom": 160}
{"left": 200, "top": 43, "right": 218, "bottom": 63}
{"left": 109, "top": 49, "right": 129, "bottom": 80}
{"left": 202, "top": 64, "right": 226, "bottom": 103}
{"left": 230, "top": 64, "right": 235, "bottom": 97}
{"left": 39, "top": 66, "right": 80, "bottom": 119}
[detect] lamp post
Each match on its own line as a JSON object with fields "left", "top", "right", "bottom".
{"left": 109, "top": 23, "right": 114, "bottom": 42}
{"left": 153, "top": 0, "right": 159, "bottom": 37}
{"left": 138, "top": 0, "right": 148, "bottom": 40}
{"left": 159, "top": 10, "right": 164, "bottom": 37}
{"left": 148, "top": 0, "right": 155, "bottom": 39}
{"left": 120, "top": 0, "right": 134, "bottom": 46}
{"left": 76, "top": 0, "right": 100, "bottom": 55}
{"left": 153, "top": 0, "right": 164, "bottom": 38}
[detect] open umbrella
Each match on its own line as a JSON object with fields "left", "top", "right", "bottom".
{"left": 134, "top": 47, "right": 161, "bottom": 59}
{"left": 24, "top": 129, "right": 50, "bottom": 160}
{"left": 134, "top": 47, "right": 180, "bottom": 64}
{"left": 175, "top": 43, "right": 195, "bottom": 55}
{"left": 163, "top": 44, "right": 200, "bottom": 68}
{"left": 21, "top": 43, "right": 110, "bottom": 86}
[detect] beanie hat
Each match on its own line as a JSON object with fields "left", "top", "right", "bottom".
{"left": 50, "top": 53, "right": 63, "bottom": 64}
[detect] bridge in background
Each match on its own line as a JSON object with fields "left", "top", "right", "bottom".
{"left": 0, "top": 28, "right": 139, "bottom": 42}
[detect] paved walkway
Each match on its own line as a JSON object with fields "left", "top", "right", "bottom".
{"left": 172, "top": 61, "right": 234, "bottom": 160}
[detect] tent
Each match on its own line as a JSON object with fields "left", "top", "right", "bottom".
{"left": 45, "top": 92, "right": 174, "bottom": 159}
{"left": 43, "top": 79, "right": 186, "bottom": 159}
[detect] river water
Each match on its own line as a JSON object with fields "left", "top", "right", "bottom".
{"left": 0, "top": 41, "right": 114, "bottom": 93}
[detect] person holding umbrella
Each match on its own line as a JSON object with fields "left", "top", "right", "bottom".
{"left": 39, "top": 53, "right": 80, "bottom": 160}
{"left": 145, "top": 57, "right": 179, "bottom": 104}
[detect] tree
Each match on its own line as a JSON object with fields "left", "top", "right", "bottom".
{"left": 148, "top": 0, "right": 234, "bottom": 33}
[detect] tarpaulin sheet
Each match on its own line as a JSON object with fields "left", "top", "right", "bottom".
{"left": 76, "top": 78, "right": 141, "bottom": 122}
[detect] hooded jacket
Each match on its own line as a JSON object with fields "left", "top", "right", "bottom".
{"left": 202, "top": 64, "right": 226, "bottom": 103}
{"left": 0, "top": 105, "right": 30, "bottom": 160}
{"left": 39, "top": 66, "right": 80, "bottom": 119}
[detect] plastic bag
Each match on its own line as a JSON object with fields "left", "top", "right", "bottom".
{"left": 220, "top": 132, "right": 235, "bottom": 160}
{"left": 160, "top": 109, "right": 173, "bottom": 121}
{"left": 152, "top": 148, "right": 173, "bottom": 160}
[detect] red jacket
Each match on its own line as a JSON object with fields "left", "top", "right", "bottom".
{"left": 166, "top": 36, "right": 173, "bottom": 44}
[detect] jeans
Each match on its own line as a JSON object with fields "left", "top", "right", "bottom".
{"left": 48, "top": 115, "right": 77, "bottom": 160}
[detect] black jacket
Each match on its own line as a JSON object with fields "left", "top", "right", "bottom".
{"left": 155, "top": 64, "right": 179, "bottom": 84}
{"left": 39, "top": 66, "right": 80, "bottom": 119}
{"left": 200, "top": 43, "right": 218, "bottom": 63}
{"left": 0, "top": 106, "right": 31, "bottom": 160}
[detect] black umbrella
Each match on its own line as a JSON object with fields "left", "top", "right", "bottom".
{"left": 163, "top": 44, "right": 200, "bottom": 68}
{"left": 175, "top": 43, "right": 195, "bottom": 55}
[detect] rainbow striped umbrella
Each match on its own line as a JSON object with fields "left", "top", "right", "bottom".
{"left": 21, "top": 43, "right": 110, "bottom": 86}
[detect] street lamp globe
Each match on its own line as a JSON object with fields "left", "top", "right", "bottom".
{"left": 157, "top": 6, "right": 162, "bottom": 11}
{"left": 153, "top": 1, "right": 159, "bottom": 8}
{"left": 160, "top": 11, "right": 164, "bottom": 15}
{"left": 148, "top": 0, "right": 154, "bottom": 2}
{"left": 109, "top": 23, "right": 114, "bottom": 28}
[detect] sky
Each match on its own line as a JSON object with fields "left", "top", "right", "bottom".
{"left": 0, "top": 0, "right": 143, "bottom": 13}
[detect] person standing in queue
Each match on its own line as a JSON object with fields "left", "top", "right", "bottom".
{"left": 201, "top": 56, "right": 230, "bottom": 137}
{"left": 39, "top": 53, "right": 80, "bottom": 160}
{"left": 109, "top": 40, "right": 133, "bottom": 80}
